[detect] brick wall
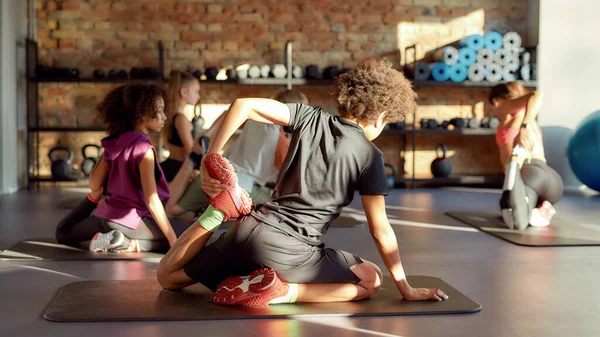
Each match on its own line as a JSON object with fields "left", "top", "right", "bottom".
{"left": 33, "top": 0, "right": 528, "bottom": 179}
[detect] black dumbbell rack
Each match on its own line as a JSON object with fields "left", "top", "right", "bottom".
{"left": 25, "top": 39, "right": 165, "bottom": 188}
{"left": 396, "top": 44, "right": 538, "bottom": 189}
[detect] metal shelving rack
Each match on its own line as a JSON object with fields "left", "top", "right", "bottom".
{"left": 25, "top": 39, "right": 165, "bottom": 187}
{"left": 402, "top": 44, "right": 538, "bottom": 188}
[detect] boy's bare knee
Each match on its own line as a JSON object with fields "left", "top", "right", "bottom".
{"left": 157, "top": 260, "right": 178, "bottom": 290}
{"left": 351, "top": 260, "right": 383, "bottom": 298}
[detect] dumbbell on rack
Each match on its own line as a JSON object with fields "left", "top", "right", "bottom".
{"left": 480, "top": 117, "right": 500, "bottom": 129}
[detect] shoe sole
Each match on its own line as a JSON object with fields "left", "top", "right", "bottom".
{"left": 213, "top": 268, "right": 277, "bottom": 307}
{"left": 89, "top": 232, "right": 124, "bottom": 252}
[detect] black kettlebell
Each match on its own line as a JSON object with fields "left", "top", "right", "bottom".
{"left": 225, "top": 68, "right": 237, "bottom": 80}
{"left": 305, "top": 65, "right": 321, "bottom": 79}
{"left": 431, "top": 144, "right": 452, "bottom": 178}
{"left": 93, "top": 69, "right": 105, "bottom": 79}
{"left": 192, "top": 114, "right": 204, "bottom": 134}
{"left": 322, "top": 66, "right": 341, "bottom": 80}
{"left": 384, "top": 163, "right": 397, "bottom": 189}
{"left": 391, "top": 121, "right": 406, "bottom": 129}
{"left": 192, "top": 69, "right": 203, "bottom": 78}
{"left": 205, "top": 67, "right": 219, "bottom": 80}
{"left": 441, "top": 120, "right": 450, "bottom": 129}
{"left": 449, "top": 117, "right": 466, "bottom": 129}
{"left": 48, "top": 146, "right": 74, "bottom": 179}
{"left": 427, "top": 119, "right": 439, "bottom": 129}
{"left": 420, "top": 118, "right": 429, "bottom": 129}
{"left": 81, "top": 144, "right": 102, "bottom": 177}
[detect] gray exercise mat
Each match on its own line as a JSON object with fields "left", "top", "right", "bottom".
{"left": 220, "top": 212, "right": 365, "bottom": 230}
{"left": 0, "top": 238, "right": 164, "bottom": 261}
{"left": 446, "top": 211, "right": 600, "bottom": 247}
{"left": 43, "top": 276, "right": 481, "bottom": 322}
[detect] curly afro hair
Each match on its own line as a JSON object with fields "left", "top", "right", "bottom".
{"left": 97, "top": 84, "right": 165, "bottom": 135}
{"left": 335, "top": 58, "right": 416, "bottom": 125}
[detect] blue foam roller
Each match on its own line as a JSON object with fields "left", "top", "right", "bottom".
{"left": 458, "top": 48, "right": 477, "bottom": 67}
{"left": 431, "top": 62, "right": 450, "bottom": 82}
{"left": 460, "top": 34, "right": 484, "bottom": 51}
{"left": 484, "top": 31, "right": 503, "bottom": 52}
{"left": 449, "top": 64, "right": 468, "bottom": 83}
{"left": 413, "top": 62, "right": 431, "bottom": 82}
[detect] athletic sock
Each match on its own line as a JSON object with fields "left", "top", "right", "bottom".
{"left": 268, "top": 283, "right": 298, "bottom": 304}
{"left": 197, "top": 205, "right": 226, "bottom": 232}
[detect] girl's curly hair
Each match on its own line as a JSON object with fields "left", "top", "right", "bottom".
{"left": 336, "top": 58, "right": 417, "bottom": 124}
{"left": 97, "top": 84, "right": 165, "bottom": 135}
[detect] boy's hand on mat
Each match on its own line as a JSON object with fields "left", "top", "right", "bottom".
{"left": 403, "top": 287, "right": 449, "bottom": 302}
{"left": 200, "top": 163, "right": 228, "bottom": 198}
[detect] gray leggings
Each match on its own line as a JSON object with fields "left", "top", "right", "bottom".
{"left": 521, "top": 159, "right": 564, "bottom": 206}
{"left": 55, "top": 198, "right": 189, "bottom": 252}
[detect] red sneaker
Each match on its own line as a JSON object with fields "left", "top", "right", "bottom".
{"left": 213, "top": 268, "right": 289, "bottom": 308}
{"left": 203, "top": 154, "right": 253, "bottom": 221}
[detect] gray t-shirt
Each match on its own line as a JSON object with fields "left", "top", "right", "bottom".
{"left": 224, "top": 120, "right": 280, "bottom": 191}
{"left": 251, "top": 104, "right": 389, "bottom": 245}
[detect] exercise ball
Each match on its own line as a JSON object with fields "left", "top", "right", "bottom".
{"left": 568, "top": 110, "right": 600, "bottom": 192}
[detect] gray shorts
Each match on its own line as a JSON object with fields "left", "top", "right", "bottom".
{"left": 183, "top": 216, "right": 363, "bottom": 291}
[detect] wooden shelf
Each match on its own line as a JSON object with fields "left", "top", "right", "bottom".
{"left": 29, "top": 126, "right": 106, "bottom": 132}
{"left": 383, "top": 127, "right": 496, "bottom": 136}
{"left": 414, "top": 80, "right": 537, "bottom": 88}
{"left": 30, "top": 77, "right": 163, "bottom": 83}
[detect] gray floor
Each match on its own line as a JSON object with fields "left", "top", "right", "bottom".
{"left": 1, "top": 187, "right": 600, "bottom": 337}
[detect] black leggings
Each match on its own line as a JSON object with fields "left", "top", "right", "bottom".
{"left": 55, "top": 198, "right": 189, "bottom": 252}
{"left": 521, "top": 159, "right": 564, "bottom": 207}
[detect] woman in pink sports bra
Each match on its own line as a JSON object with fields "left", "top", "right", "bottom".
{"left": 489, "top": 82, "right": 563, "bottom": 230}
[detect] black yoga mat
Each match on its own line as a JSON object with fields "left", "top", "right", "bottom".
{"left": 446, "top": 211, "right": 600, "bottom": 247}
{"left": 220, "top": 212, "right": 364, "bottom": 230}
{"left": 44, "top": 276, "right": 481, "bottom": 322}
{"left": 0, "top": 238, "right": 164, "bottom": 261}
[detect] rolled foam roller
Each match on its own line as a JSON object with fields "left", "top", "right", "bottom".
{"left": 503, "top": 32, "right": 522, "bottom": 50}
{"left": 449, "top": 64, "right": 468, "bottom": 82}
{"left": 459, "top": 34, "right": 485, "bottom": 51}
{"left": 484, "top": 31, "right": 504, "bottom": 52}
{"left": 477, "top": 48, "right": 494, "bottom": 66}
{"left": 485, "top": 63, "right": 503, "bottom": 82}
{"left": 431, "top": 62, "right": 451, "bottom": 82}
{"left": 433, "top": 46, "right": 459, "bottom": 65}
{"left": 468, "top": 63, "right": 485, "bottom": 82}
{"left": 458, "top": 47, "right": 477, "bottom": 67}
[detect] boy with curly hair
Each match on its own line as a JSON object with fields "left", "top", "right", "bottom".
{"left": 157, "top": 58, "right": 449, "bottom": 306}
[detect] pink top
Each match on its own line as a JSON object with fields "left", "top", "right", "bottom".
{"left": 496, "top": 127, "right": 520, "bottom": 147}
{"left": 94, "top": 131, "right": 170, "bottom": 230}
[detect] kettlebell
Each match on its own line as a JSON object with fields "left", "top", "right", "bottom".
{"left": 384, "top": 163, "right": 397, "bottom": 189}
{"left": 192, "top": 114, "right": 204, "bottom": 134}
{"left": 48, "top": 146, "right": 74, "bottom": 179}
{"left": 430, "top": 144, "right": 452, "bottom": 178}
{"left": 81, "top": 144, "right": 102, "bottom": 177}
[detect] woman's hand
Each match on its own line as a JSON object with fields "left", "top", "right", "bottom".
{"left": 516, "top": 127, "right": 536, "bottom": 152}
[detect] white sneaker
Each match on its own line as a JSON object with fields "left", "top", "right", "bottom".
{"left": 89, "top": 230, "right": 130, "bottom": 252}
